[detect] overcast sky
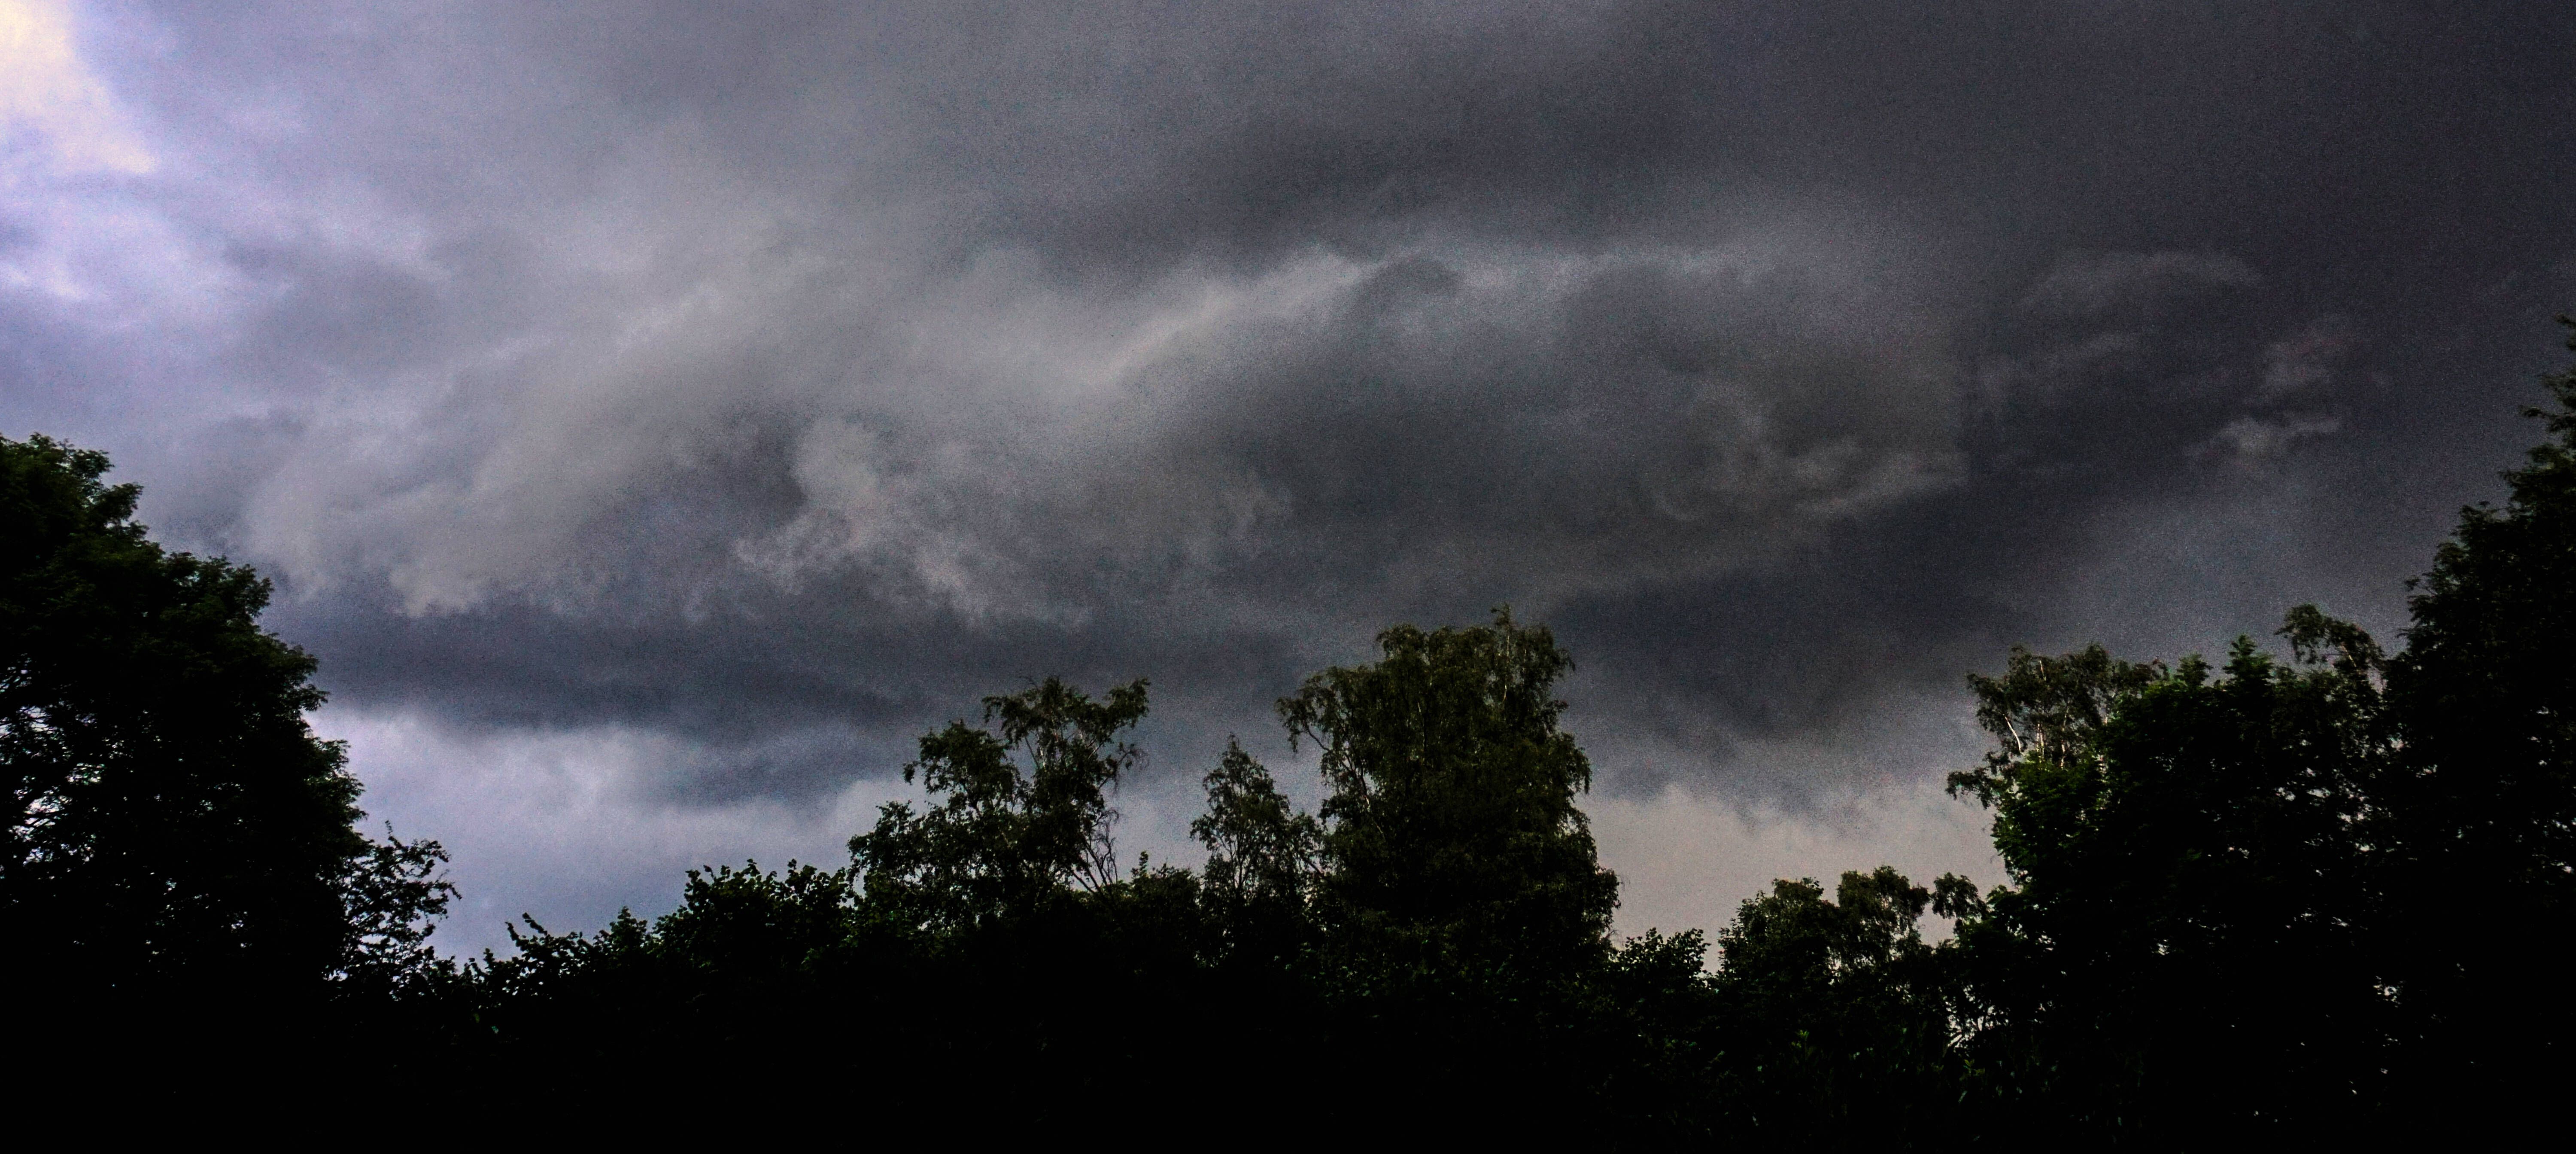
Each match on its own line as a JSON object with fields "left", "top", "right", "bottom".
{"left": 6, "top": 0, "right": 2573, "bottom": 952}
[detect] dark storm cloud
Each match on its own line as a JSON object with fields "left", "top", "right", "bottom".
{"left": 7, "top": 0, "right": 2576, "bottom": 941}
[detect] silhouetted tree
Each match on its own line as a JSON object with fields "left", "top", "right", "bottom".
{"left": 2373, "top": 317, "right": 2576, "bottom": 1124}
{"left": 842, "top": 675, "right": 1218, "bottom": 1120}
{"left": 1193, "top": 737, "right": 1320, "bottom": 968}
{"left": 1921, "top": 322, "right": 2576, "bottom": 1140}
{"left": 1944, "top": 622, "right": 2394, "bottom": 1140}
{"left": 0, "top": 434, "right": 451, "bottom": 1040}
{"left": 1278, "top": 609, "right": 1621, "bottom": 1127}
{"left": 1709, "top": 867, "right": 1961, "bottom": 1146}
{"left": 1282, "top": 609, "right": 1618, "bottom": 982}
{"left": 851, "top": 675, "right": 1149, "bottom": 932}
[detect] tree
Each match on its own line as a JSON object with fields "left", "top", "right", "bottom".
{"left": 1192, "top": 737, "right": 1320, "bottom": 966}
{"left": 1944, "top": 621, "right": 2394, "bottom": 1139}
{"left": 1708, "top": 867, "right": 1961, "bottom": 1146}
{"left": 334, "top": 826, "right": 461, "bottom": 1000}
{"left": 849, "top": 675, "right": 1149, "bottom": 933}
{"left": 842, "top": 675, "right": 1218, "bottom": 1121}
{"left": 1917, "top": 322, "right": 2576, "bottom": 1140}
{"left": 1280, "top": 609, "right": 1618, "bottom": 980}
{"left": 0, "top": 434, "right": 451, "bottom": 1024}
{"left": 454, "top": 858, "right": 937, "bottom": 1105}
{"left": 1276, "top": 609, "right": 1620, "bottom": 1130}
{"left": 2373, "top": 317, "right": 2576, "bottom": 1118}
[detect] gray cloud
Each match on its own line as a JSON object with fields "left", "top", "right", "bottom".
{"left": 2020, "top": 250, "right": 2259, "bottom": 317}
{"left": 5, "top": 0, "right": 2574, "bottom": 947}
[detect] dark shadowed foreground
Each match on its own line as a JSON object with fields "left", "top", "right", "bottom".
{"left": 9, "top": 327, "right": 2576, "bottom": 1142}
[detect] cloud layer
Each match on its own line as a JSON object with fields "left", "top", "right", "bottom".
{"left": 6, "top": 0, "right": 2574, "bottom": 948}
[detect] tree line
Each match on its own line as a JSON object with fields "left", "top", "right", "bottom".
{"left": 8, "top": 324, "right": 2574, "bottom": 1141}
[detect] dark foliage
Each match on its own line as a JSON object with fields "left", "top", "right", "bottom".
{"left": 1, "top": 433, "right": 451, "bottom": 1054}
{"left": 1706, "top": 867, "right": 1961, "bottom": 1145}
{"left": 1285, "top": 613, "right": 1619, "bottom": 980}
{"left": 1944, "top": 631, "right": 2394, "bottom": 1142}
{"left": 2367, "top": 320, "right": 2576, "bottom": 1128}
{"left": 1194, "top": 737, "right": 1320, "bottom": 968}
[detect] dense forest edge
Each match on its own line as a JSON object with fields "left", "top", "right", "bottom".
{"left": 9, "top": 323, "right": 2576, "bottom": 1141}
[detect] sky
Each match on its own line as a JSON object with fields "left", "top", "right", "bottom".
{"left": 5, "top": 0, "right": 2573, "bottom": 953}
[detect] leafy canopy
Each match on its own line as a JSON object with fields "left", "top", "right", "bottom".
{"left": 1281, "top": 608, "right": 1619, "bottom": 977}
{"left": 850, "top": 675, "right": 1149, "bottom": 932}
{"left": 0, "top": 433, "right": 450, "bottom": 1008}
